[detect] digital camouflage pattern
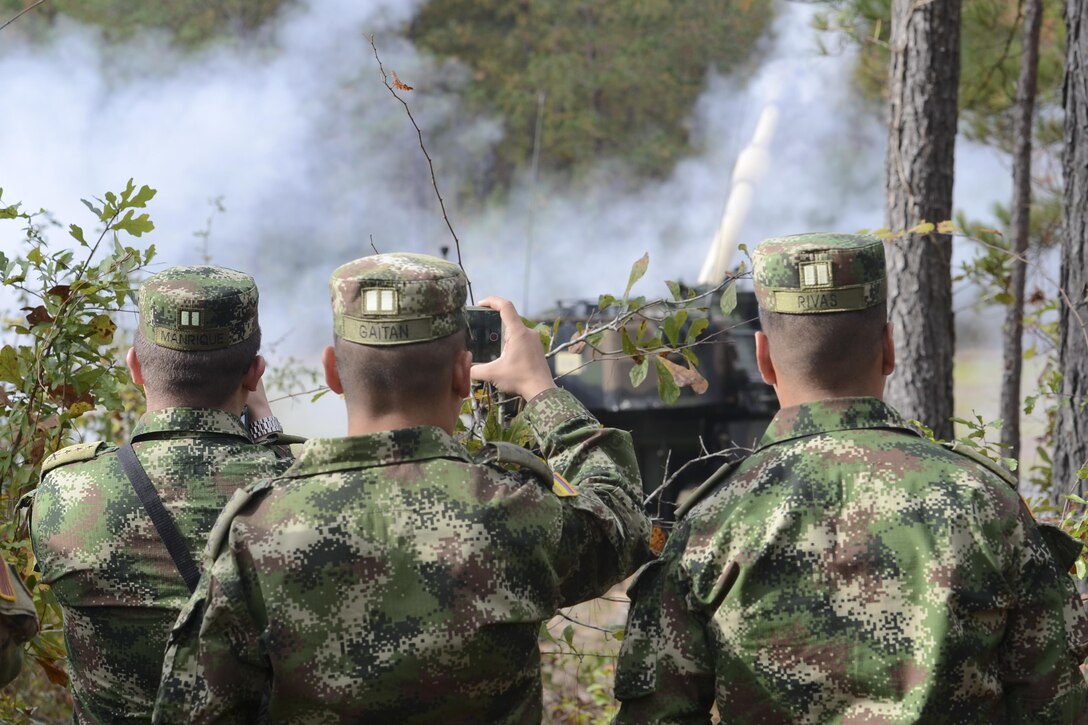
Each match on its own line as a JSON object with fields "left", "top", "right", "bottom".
{"left": 139, "top": 265, "right": 259, "bottom": 351}
{"left": 30, "top": 408, "right": 294, "bottom": 723}
{"left": 155, "top": 388, "right": 652, "bottom": 723}
{"left": 329, "top": 252, "right": 467, "bottom": 345}
{"left": 753, "top": 233, "right": 886, "bottom": 314}
{"left": 615, "top": 396, "right": 1088, "bottom": 724}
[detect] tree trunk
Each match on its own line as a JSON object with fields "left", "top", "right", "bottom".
{"left": 1000, "top": 0, "right": 1044, "bottom": 473}
{"left": 885, "top": 0, "right": 962, "bottom": 441}
{"left": 1054, "top": 0, "right": 1088, "bottom": 495}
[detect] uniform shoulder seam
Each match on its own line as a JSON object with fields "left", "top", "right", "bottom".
{"left": 40, "top": 441, "right": 113, "bottom": 476}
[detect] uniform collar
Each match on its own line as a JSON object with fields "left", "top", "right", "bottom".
{"left": 284, "top": 426, "right": 471, "bottom": 477}
{"left": 131, "top": 407, "right": 251, "bottom": 441}
{"left": 757, "top": 396, "right": 917, "bottom": 451}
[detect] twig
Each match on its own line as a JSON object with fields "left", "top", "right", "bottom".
{"left": 642, "top": 442, "right": 744, "bottom": 508}
{"left": 368, "top": 35, "right": 474, "bottom": 303}
{"left": 268, "top": 386, "right": 329, "bottom": 404}
{"left": 0, "top": 0, "right": 47, "bottom": 33}
{"left": 369, "top": 234, "right": 379, "bottom": 255}
{"left": 551, "top": 610, "right": 618, "bottom": 636}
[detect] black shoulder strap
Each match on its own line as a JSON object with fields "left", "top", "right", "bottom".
{"left": 117, "top": 444, "right": 200, "bottom": 594}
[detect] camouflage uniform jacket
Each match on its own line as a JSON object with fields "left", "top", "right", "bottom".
{"left": 615, "top": 396, "right": 1088, "bottom": 724}
{"left": 30, "top": 408, "right": 295, "bottom": 724}
{"left": 154, "top": 388, "right": 652, "bottom": 724}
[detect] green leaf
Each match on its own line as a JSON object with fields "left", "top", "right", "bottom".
{"left": 0, "top": 205, "right": 18, "bottom": 219}
{"left": 680, "top": 347, "right": 699, "bottom": 366}
{"left": 623, "top": 253, "right": 649, "bottom": 299}
{"left": 1077, "top": 559, "right": 1087, "bottom": 580}
{"left": 629, "top": 358, "right": 649, "bottom": 387}
{"left": 663, "top": 310, "right": 688, "bottom": 347}
{"left": 665, "top": 280, "right": 682, "bottom": 300}
{"left": 127, "top": 184, "right": 157, "bottom": 208}
{"left": 80, "top": 198, "right": 102, "bottom": 216}
{"left": 719, "top": 283, "right": 738, "bottom": 316}
{"left": 1078, "top": 467, "right": 1088, "bottom": 481}
{"left": 562, "top": 624, "right": 574, "bottom": 647}
{"left": 112, "top": 210, "right": 155, "bottom": 237}
{"left": 0, "top": 345, "right": 20, "bottom": 385}
{"left": 611, "top": 628, "right": 625, "bottom": 641}
{"left": 68, "top": 224, "right": 87, "bottom": 246}
{"left": 598, "top": 294, "right": 616, "bottom": 311}
{"left": 1024, "top": 395, "right": 1037, "bottom": 415}
{"left": 686, "top": 317, "right": 709, "bottom": 344}
{"left": 89, "top": 314, "right": 117, "bottom": 345}
{"left": 620, "top": 327, "right": 637, "bottom": 357}
{"left": 26, "top": 247, "right": 43, "bottom": 265}
{"left": 654, "top": 356, "right": 681, "bottom": 404}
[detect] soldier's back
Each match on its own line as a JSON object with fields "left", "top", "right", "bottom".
{"left": 624, "top": 396, "right": 1087, "bottom": 723}
{"left": 31, "top": 408, "right": 292, "bottom": 723}
{"left": 173, "top": 427, "right": 599, "bottom": 723}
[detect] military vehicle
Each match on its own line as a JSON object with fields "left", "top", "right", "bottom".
{"left": 544, "top": 102, "right": 782, "bottom": 513}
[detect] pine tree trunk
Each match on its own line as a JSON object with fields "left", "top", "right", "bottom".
{"left": 1000, "top": 0, "right": 1044, "bottom": 472}
{"left": 1054, "top": 0, "right": 1088, "bottom": 495}
{"left": 885, "top": 0, "right": 962, "bottom": 440}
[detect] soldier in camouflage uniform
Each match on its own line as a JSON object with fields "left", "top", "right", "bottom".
{"left": 615, "top": 233, "right": 1088, "bottom": 723}
{"left": 154, "top": 253, "right": 652, "bottom": 723}
{"left": 30, "top": 266, "right": 298, "bottom": 723}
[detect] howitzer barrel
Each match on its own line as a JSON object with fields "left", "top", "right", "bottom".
{"left": 697, "top": 102, "right": 779, "bottom": 285}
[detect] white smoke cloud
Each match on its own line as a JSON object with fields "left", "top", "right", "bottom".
{"left": 0, "top": 0, "right": 1016, "bottom": 436}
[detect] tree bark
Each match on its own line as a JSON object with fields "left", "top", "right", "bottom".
{"left": 1055, "top": 0, "right": 1088, "bottom": 495}
{"left": 885, "top": 0, "right": 962, "bottom": 441}
{"left": 1000, "top": 0, "right": 1044, "bottom": 472}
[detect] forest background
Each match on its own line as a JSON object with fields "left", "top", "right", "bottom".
{"left": 1, "top": 0, "right": 1085, "bottom": 722}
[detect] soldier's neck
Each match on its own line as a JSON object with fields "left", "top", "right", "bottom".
{"left": 773, "top": 377, "right": 886, "bottom": 409}
{"left": 142, "top": 388, "right": 246, "bottom": 417}
{"left": 345, "top": 409, "right": 455, "bottom": 437}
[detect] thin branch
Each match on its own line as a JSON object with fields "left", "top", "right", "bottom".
{"left": 642, "top": 443, "right": 745, "bottom": 508}
{"left": 0, "top": 0, "right": 48, "bottom": 34}
{"left": 368, "top": 35, "right": 474, "bottom": 304}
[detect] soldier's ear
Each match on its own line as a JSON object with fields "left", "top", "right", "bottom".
{"left": 755, "top": 331, "right": 778, "bottom": 386}
{"left": 126, "top": 347, "right": 145, "bottom": 386}
{"left": 452, "top": 350, "right": 472, "bottom": 400}
{"left": 322, "top": 345, "right": 344, "bottom": 395}
{"left": 881, "top": 322, "right": 895, "bottom": 376}
{"left": 240, "top": 355, "right": 266, "bottom": 393}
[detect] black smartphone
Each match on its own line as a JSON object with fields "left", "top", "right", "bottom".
{"left": 466, "top": 306, "right": 503, "bottom": 363}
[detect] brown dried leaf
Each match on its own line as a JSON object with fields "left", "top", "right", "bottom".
{"left": 391, "top": 71, "right": 413, "bottom": 92}
{"left": 35, "top": 656, "right": 69, "bottom": 687}
{"left": 22, "top": 305, "right": 51, "bottom": 326}
{"left": 649, "top": 526, "right": 668, "bottom": 556}
{"left": 47, "top": 285, "right": 72, "bottom": 301}
{"left": 656, "top": 356, "right": 709, "bottom": 394}
{"left": 48, "top": 385, "right": 93, "bottom": 408}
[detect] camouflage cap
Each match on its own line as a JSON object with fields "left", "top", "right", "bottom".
{"left": 139, "top": 266, "right": 259, "bottom": 351}
{"left": 329, "top": 253, "right": 466, "bottom": 346}
{"left": 752, "top": 233, "right": 886, "bottom": 314}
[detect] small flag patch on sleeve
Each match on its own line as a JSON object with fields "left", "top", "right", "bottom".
{"left": 0, "top": 564, "right": 16, "bottom": 602}
{"left": 551, "top": 471, "right": 577, "bottom": 497}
